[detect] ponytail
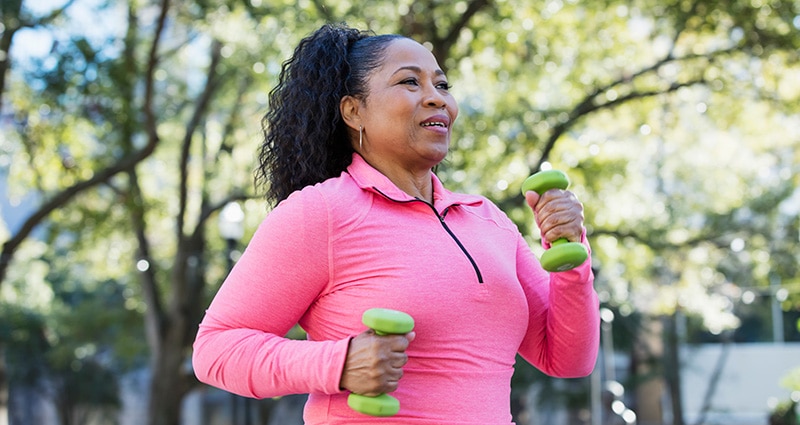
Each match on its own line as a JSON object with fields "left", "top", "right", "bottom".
{"left": 256, "top": 23, "right": 403, "bottom": 205}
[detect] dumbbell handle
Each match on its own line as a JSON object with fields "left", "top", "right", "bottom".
{"left": 347, "top": 308, "right": 414, "bottom": 417}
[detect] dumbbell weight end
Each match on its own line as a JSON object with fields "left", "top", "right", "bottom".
{"left": 348, "top": 393, "right": 401, "bottom": 417}
{"left": 541, "top": 238, "right": 589, "bottom": 272}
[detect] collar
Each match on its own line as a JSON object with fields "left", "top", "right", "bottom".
{"left": 346, "top": 153, "right": 484, "bottom": 210}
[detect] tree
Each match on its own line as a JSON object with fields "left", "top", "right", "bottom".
{"left": 1, "top": 0, "right": 251, "bottom": 422}
{"left": 2, "top": 0, "right": 798, "bottom": 424}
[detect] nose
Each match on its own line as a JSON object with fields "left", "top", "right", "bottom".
{"left": 423, "top": 84, "right": 447, "bottom": 108}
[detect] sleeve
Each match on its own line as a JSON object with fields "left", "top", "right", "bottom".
{"left": 191, "top": 188, "right": 350, "bottom": 398}
{"left": 515, "top": 230, "right": 600, "bottom": 378}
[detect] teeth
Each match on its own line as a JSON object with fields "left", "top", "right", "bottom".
{"left": 422, "top": 122, "right": 446, "bottom": 127}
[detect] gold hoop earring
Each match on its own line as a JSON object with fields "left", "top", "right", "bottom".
{"left": 359, "top": 125, "right": 363, "bottom": 151}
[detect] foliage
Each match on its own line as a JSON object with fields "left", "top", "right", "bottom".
{"left": 782, "top": 368, "right": 800, "bottom": 392}
{"left": 769, "top": 399, "right": 800, "bottom": 425}
{"left": 1, "top": 0, "right": 799, "bottom": 423}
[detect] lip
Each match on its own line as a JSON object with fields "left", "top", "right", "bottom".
{"left": 420, "top": 114, "right": 451, "bottom": 129}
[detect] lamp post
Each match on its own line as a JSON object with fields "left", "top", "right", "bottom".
{"left": 218, "top": 202, "right": 250, "bottom": 425}
{"left": 598, "top": 308, "right": 637, "bottom": 425}
{"left": 219, "top": 202, "right": 245, "bottom": 256}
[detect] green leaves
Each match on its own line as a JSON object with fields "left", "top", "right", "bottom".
{"left": 1, "top": 0, "right": 799, "bottom": 421}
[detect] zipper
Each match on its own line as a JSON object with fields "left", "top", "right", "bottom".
{"left": 373, "top": 187, "right": 484, "bottom": 284}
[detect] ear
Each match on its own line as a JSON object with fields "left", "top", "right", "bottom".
{"left": 339, "top": 95, "right": 361, "bottom": 130}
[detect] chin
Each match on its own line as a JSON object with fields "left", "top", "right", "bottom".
{"left": 427, "top": 151, "right": 449, "bottom": 168}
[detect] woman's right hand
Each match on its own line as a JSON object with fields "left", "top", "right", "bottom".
{"left": 339, "top": 330, "right": 415, "bottom": 396}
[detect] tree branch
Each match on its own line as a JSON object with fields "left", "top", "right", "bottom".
{"left": 440, "top": 0, "right": 492, "bottom": 49}
{"left": 0, "top": 0, "right": 76, "bottom": 110}
{"left": 0, "top": 0, "right": 170, "bottom": 289}
{"left": 143, "top": 0, "right": 170, "bottom": 146}
{"left": 310, "top": 0, "right": 335, "bottom": 22}
{"left": 432, "top": 0, "right": 493, "bottom": 73}
{"left": 127, "top": 167, "right": 166, "bottom": 354}
{"left": 531, "top": 43, "right": 740, "bottom": 173}
{"left": 177, "top": 39, "right": 223, "bottom": 241}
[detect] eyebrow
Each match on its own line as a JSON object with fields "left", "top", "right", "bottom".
{"left": 392, "top": 65, "right": 446, "bottom": 77}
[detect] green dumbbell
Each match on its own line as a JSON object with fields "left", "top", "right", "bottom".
{"left": 521, "top": 170, "right": 589, "bottom": 272}
{"left": 347, "top": 308, "right": 415, "bottom": 417}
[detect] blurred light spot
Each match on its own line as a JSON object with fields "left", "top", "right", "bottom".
{"left": 767, "top": 397, "right": 779, "bottom": 409}
{"left": 136, "top": 259, "right": 150, "bottom": 272}
{"left": 606, "top": 380, "right": 624, "bottom": 397}
{"left": 775, "top": 288, "right": 789, "bottom": 302}
{"left": 522, "top": 19, "right": 534, "bottom": 30}
{"left": 622, "top": 409, "right": 637, "bottom": 424}
{"left": 730, "top": 238, "right": 745, "bottom": 252}
{"left": 741, "top": 291, "right": 756, "bottom": 305}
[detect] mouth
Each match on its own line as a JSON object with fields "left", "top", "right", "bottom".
{"left": 420, "top": 115, "right": 450, "bottom": 129}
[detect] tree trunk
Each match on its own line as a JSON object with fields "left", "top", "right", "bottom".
{"left": 632, "top": 316, "right": 665, "bottom": 425}
{"left": 663, "top": 313, "right": 685, "bottom": 425}
{"left": 0, "top": 348, "right": 7, "bottom": 425}
{"left": 147, "top": 323, "right": 190, "bottom": 425}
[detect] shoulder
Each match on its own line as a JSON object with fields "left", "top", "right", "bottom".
{"left": 272, "top": 171, "right": 372, "bottom": 231}
{"left": 459, "top": 194, "right": 520, "bottom": 233}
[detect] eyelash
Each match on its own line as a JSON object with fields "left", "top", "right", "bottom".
{"left": 402, "top": 78, "right": 452, "bottom": 90}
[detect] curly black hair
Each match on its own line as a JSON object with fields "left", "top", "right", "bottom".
{"left": 256, "top": 23, "right": 405, "bottom": 205}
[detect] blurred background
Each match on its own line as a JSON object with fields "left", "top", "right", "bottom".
{"left": 0, "top": 0, "right": 798, "bottom": 424}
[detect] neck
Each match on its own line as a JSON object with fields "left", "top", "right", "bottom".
{"left": 404, "top": 175, "right": 434, "bottom": 203}
{"left": 386, "top": 169, "right": 434, "bottom": 203}
{"left": 361, "top": 156, "right": 435, "bottom": 203}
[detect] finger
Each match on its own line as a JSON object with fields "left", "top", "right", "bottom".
{"left": 540, "top": 207, "right": 583, "bottom": 236}
{"left": 386, "top": 334, "right": 411, "bottom": 352}
{"left": 536, "top": 195, "right": 584, "bottom": 242}
{"left": 538, "top": 206, "right": 582, "bottom": 231}
{"left": 391, "top": 352, "right": 409, "bottom": 368}
{"left": 381, "top": 370, "right": 403, "bottom": 393}
{"left": 535, "top": 189, "right": 576, "bottom": 211}
{"left": 524, "top": 190, "right": 541, "bottom": 210}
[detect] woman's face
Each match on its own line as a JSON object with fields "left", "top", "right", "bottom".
{"left": 354, "top": 38, "right": 459, "bottom": 173}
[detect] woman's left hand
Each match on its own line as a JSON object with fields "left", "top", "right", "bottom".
{"left": 525, "top": 189, "right": 584, "bottom": 244}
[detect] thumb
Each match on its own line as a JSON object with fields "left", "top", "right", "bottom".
{"left": 524, "top": 191, "right": 541, "bottom": 211}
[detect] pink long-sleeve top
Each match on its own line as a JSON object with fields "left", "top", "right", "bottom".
{"left": 192, "top": 153, "right": 600, "bottom": 424}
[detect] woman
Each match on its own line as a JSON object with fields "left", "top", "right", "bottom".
{"left": 192, "top": 23, "right": 599, "bottom": 424}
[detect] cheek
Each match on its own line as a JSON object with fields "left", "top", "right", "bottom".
{"left": 450, "top": 103, "right": 459, "bottom": 122}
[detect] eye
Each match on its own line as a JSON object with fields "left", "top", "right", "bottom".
{"left": 401, "top": 78, "right": 419, "bottom": 86}
{"left": 437, "top": 81, "right": 452, "bottom": 90}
